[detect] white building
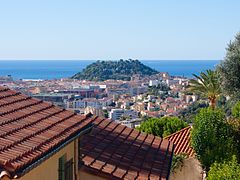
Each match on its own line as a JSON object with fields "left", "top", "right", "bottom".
{"left": 149, "top": 80, "right": 160, "bottom": 87}
{"left": 109, "top": 109, "right": 139, "bottom": 121}
{"left": 66, "top": 97, "right": 113, "bottom": 109}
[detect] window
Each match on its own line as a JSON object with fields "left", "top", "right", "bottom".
{"left": 58, "top": 154, "right": 66, "bottom": 180}
{"left": 58, "top": 155, "right": 73, "bottom": 180}
{"left": 65, "top": 159, "right": 73, "bottom": 180}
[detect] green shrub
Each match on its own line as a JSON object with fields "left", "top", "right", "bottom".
{"left": 232, "top": 101, "right": 240, "bottom": 118}
{"left": 208, "top": 156, "right": 240, "bottom": 180}
{"left": 191, "top": 108, "right": 236, "bottom": 170}
{"left": 137, "top": 116, "right": 188, "bottom": 137}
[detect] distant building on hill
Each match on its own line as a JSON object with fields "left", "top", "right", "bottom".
{"left": 0, "top": 75, "right": 13, "bottom": 83}
{"left": 109, "top": 108, "right": 139, "bottom": 121}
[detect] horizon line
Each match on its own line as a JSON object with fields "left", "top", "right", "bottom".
{"left": 0, "top": 59, "right": 221, "bottom": 61}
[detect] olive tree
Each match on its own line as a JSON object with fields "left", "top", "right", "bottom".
{"left": 218, "top": 32, "right": 240, "bottom": 100}
{"left": 191, "top": 108, "right": 236, "bottom": 170}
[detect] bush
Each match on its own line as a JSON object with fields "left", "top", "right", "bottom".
{"left": 137, "top": 116, "right": 188, "bottom": 137}
{"left": 178, "top": 101, "right": 208, "bottom": 123}
{"left": 208, "top": 156, "right": 240, "bottom": 180}
{"left": 227, "top": 118, "right": 240, "bottom": 162}
{"left": 232, "top": 101, "right": 240, "bottom": 118}
{"left": 191, "top": 108, "right": 236, "bottom": 170}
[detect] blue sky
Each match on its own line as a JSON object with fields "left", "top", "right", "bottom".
{"left": 0, "top": 0, "right": 240, "bottom": 60}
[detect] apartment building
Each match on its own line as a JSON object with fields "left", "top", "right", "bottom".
{"left": 109, "top": 109, "right": 139, "bottom": 121}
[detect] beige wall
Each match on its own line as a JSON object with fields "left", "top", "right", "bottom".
{"left": 170, "top": 157, "right": 203, "bottom": 180}
{"left": 1, "top": 137, "right": 106, "bottom": 180}
{"left": 16, "top": 140, "right": 77, "bottom": 180}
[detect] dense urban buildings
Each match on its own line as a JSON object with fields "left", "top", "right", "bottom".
{"left": 0, "top": 72, "right": 196, "bottom": 129}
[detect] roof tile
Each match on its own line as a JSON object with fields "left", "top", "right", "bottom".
{"left": 164, "top": 126, "right": 194, "bottom": 157}
{"left": 0, "top": 86, "right": 94, "bottom": 178}
{"left": 80, "top": 118, "right": 174, "bottom": 179}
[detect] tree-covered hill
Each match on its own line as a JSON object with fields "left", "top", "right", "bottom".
{"left": 71, "top": 59, "right": 159, "bottom": 81}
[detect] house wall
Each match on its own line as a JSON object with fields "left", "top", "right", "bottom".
{"left": 14, "top": 140, "right": 77, "bottom": 180}
{"left": 1, "top": 137, "right": 107, "bottom": 180}
{"left": 170, "top": 157, "right": 203, "bottom": 180}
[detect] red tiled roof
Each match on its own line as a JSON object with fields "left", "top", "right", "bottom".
{"left": 80, "top": 118, "right": 174, "bottom": 180}
{"left": 164, "top": 126, "right": 195, "bottom": 157}
{"left": 0, "top": 86, "right": 95, "bottom": 178}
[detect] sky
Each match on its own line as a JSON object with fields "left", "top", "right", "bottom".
{"left": 0, "top": 0, "right": 240, "bottom": 60}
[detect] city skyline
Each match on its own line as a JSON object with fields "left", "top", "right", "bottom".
{"left": 0, "top": 0, "right": 240, "bottom": 60}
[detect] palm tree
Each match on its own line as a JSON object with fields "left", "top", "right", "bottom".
{"left": 188, "top": 69, "right": 221, "bottom": 109}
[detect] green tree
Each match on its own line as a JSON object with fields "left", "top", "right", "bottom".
{"left": 191, "top": 108, "right": 236, "bottom": 170}
{"left": 178, "top": 101, "right": 208, "bottom": 123}
{"left": 207, "top": 156, "right": 240, "bottom": 180}
{"left": 218, "top": 32, "right": 240, "bottom": 100}
{"left": 137, "top": 117, "right": 188, "bottom": 137}
{"left": 232, "top": 101, "right": 240, "bottom": 118}
{"left": 188, "top": 70, "right": 221, "bottom": 109}
{"left": 72, "top": 59, "right": 158, "bottom": 81}
{"left": 227, "top": 118, "right": 240, "bottom": 162}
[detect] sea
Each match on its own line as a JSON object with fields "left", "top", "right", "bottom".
{"left": 0, "top": 60, "right": 220, "bottom": 80}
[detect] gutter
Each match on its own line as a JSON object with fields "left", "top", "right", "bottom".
{"left": 13, "top": 123, "right": 94, "bottom": 179}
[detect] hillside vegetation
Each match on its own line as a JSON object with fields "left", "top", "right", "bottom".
{"left": 71, "top": 59, "right": 158, "bottom": 81}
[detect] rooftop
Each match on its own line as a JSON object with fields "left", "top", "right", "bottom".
{"left": 80, "top": 118, "right": 174, "bottom": 179}
{"left": 0, "top": 86, "right": 95, "bottom": 178}
{"left": 164, "top": 126, "right": 194, "bottom": 157}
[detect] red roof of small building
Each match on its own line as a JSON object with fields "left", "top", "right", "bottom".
{"left": 164, "top": 126, "right": 195, "bottom": 157}
{"left": 80, "top": 118, "right": 174, "bottom": 180}
{"left": 0, "top": 86, "right": 95, "bottom": 178}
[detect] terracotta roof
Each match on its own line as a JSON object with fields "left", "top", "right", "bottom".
{"left": 164, "top": 126, "right": 195, "bottom": 157}
{"left": 80, "top": 118, "right": 174, "bottom": 180}
{"left": 0, "top": 86, "right": 95, "bottom": 178}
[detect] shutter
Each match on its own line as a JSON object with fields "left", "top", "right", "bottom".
{"left": 58, "top": 154, "right": 66, "bottom": 180}
{"left": 65, "top": 158, "right": 73, "bottom": 180}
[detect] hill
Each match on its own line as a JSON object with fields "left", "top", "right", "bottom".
{"left": 71, "top": 59, "right": 159, "bottom": 81}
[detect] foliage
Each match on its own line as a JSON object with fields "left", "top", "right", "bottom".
{"left": 191, "top": 108, "right": 236, "bottom": 170}
{"left": 147, "top": 83, "right": 170, "bottom": 99}
{"left": 137, "top": 116, "right": 188, "bottom": 137}
{"left": 171, "top": 153, "right": 189, "bottom": 173}
{"left": 72, "top": 59, "right": 158, "bottom": 81}
{"left": 207, "top": 156, "right": 240, "bottom": 180}
{"left": 188, "top": 69, "right": 221, "bottom": 109}
{"left": 102, "top": 109, "right": 109, "bottom": 118}
{"left": 178, "top": 101, "right": 208, "bottom": 123}
{"left": 216, "top": 95, "right": 232, "bottom": 116}
{"left": 217, "top": 32, "right": 240, "bottom": 100}
{"left": 232, "top": 101, "right": 240, "bottom": 118}
{"left": 227, "top": 118, "right": 240, "bottom": 162}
